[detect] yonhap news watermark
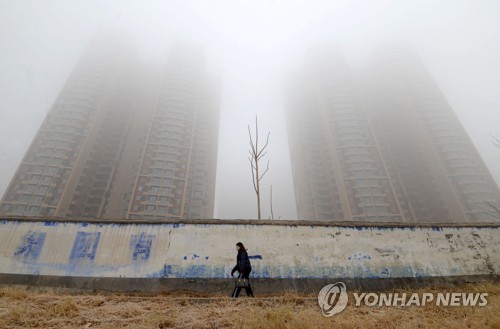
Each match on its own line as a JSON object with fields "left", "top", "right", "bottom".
{"left": 318, "top": 282, "right": 489, "bottom": 317}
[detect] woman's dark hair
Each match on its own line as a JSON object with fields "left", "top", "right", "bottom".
{"left": 236, "top": 242, "right": 246, "bottom": 252}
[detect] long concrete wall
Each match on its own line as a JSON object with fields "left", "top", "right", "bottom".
{"left": 0, "top": 218, "right": 498, "bottom": 292}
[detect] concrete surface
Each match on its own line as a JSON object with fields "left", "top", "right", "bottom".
{"left": 0, "top": 217, "right": 498, "bottom": 292}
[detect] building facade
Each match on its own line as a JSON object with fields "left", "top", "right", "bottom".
{"left": 286, "top": 46, "right": 500, "bottom": 223}
{"left": 0, "top": 38, "right": 220, "bottom": 220}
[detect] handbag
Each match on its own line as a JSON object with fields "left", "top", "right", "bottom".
{"left": 235, "top": 278, "right": 249, "bottom": 288}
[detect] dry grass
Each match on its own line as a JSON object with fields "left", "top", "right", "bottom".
{"left": 0, "top": 283, "right": 498, "bottom": 328}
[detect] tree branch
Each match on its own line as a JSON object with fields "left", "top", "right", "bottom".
{"left": 257, "top": 132, "right": 270, "bottom": 158}
{"left": 248, "top": 157, "right": 257, "bottom": 193}
{"left": 255, "top": 116, "right": 259, "bottom": 152}
{"left": 248, "top": 116, "right": 270, "bottom": 220}
{"left": 258, "top": 159, "right": 270, "bottom": 181}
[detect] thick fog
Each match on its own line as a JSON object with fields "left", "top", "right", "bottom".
{"left": 0, "top": 0, "right": 499, "bottom": 219}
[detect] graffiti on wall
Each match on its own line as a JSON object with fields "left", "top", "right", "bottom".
{"left": 14, "top": 231, "right": 46, "bottom": 260}
{"left": 69, "top": 232, "right": 101, "bottom": 263}
{"left": 131, "top": 232, "right": 155, "bottom": 261}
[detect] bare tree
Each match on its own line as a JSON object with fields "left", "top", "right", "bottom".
{"left": 248, "top": 116, "right": 270, "bottom": 220}
{"left": 270, "top": 185, "right": 274, "bottom": 220}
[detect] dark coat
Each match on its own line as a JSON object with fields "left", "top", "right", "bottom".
{"left": 232, "top": 249, "right": 252, "bottom": 274}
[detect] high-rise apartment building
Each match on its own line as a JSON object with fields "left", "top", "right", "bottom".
{"left": 123, "top": 47, "right": 220, "bottom": 220}
{"left": 0, "top": 37, "right": 220, "bottom": 220}
{"left": 286, "top": 45, "right": 500, "bottom": 223}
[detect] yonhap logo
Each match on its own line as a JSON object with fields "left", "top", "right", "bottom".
{"left": 317, "top": 282, "right": 348, "bottom": 317}
{"left": 317, "top": 282, "right": 489, "bottom": 317}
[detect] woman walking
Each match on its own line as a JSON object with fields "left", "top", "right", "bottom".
{"left": 231, "top": 242, "right": 254, "bottom": 298}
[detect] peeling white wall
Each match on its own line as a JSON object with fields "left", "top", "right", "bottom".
{"left": 0, "top": 219, "right": 498, "bottom": 279}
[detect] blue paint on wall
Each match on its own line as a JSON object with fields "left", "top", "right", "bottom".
{"left": 187, "top": 265, "right": 207, "bottom": 276}
{"left": 69, "top": 232, "right": 100, "bottom": 263}
{"left": 348, "top": 253, "right": 372, "bottom": 261}
{"left": 381, "top": 268, "right": 391, "bottom": 276}
{"left": 44, "top": 221, "right": 58, "bottom": 227}
{"left": 164, "top": 265, "right": 208, "bottom": 278}
{"left": 130, "top": 232, "right": 154, "bottom": 261}
{"left": 14, "top": 231, "right": 46, "bottom": 260}
{"left": 40, "top": 262, "right": 129, "bottom": 277}
{"left": 1, "top": 220, "right": 490, "bottom": 280}
{"left": 146, "top": 269, "right": 165, "bottom": 278}
{"left": 164, "top": 265, "right": 174, "bottom": 276}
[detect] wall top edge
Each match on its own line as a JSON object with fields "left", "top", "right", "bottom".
{"left": 1, "top": 216, "right": 499, "bottom": 228}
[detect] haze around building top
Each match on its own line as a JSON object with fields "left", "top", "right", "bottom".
{"left": 0, "top": 0, "right": 499, "bottom": 220}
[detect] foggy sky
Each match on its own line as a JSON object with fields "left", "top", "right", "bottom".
{"left": 0, "top": 0, "right": 499, "bottom": 219}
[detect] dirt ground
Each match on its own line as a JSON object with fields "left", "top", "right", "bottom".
{"left": 0, "top": 283, "right": 498, "bottom": 329}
